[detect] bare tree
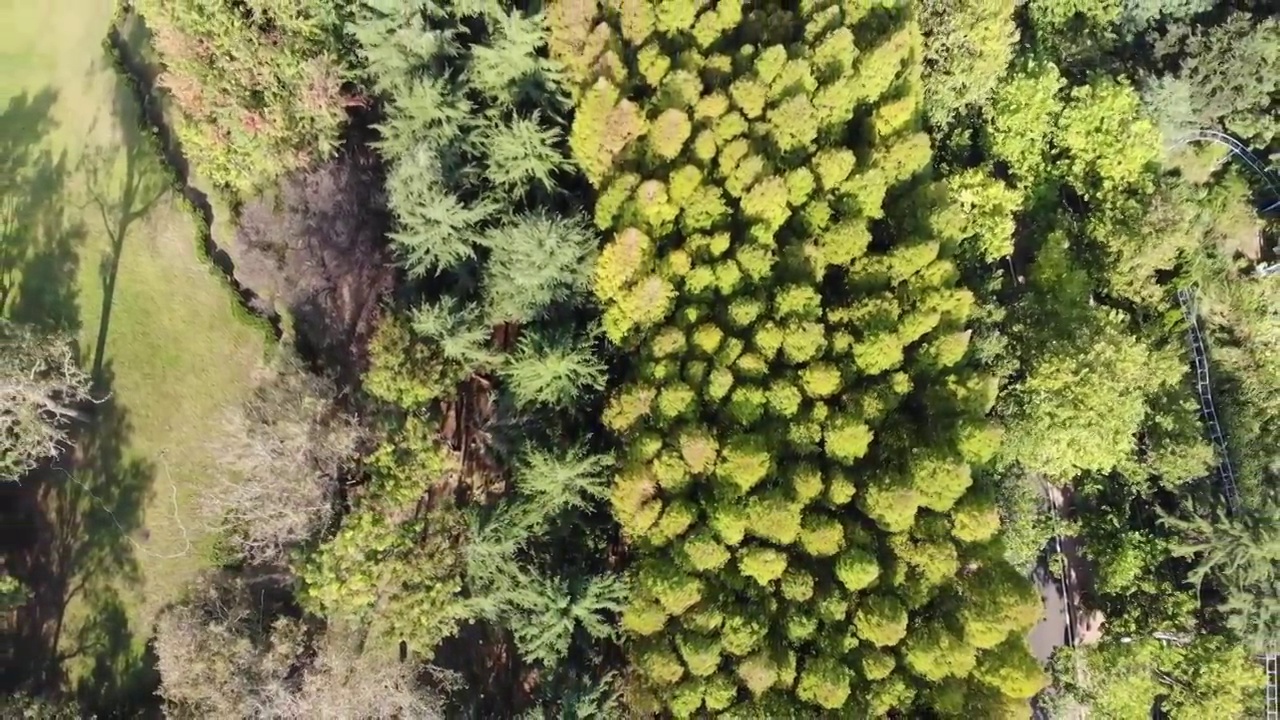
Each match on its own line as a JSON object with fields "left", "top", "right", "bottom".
{"left": 155, "top": 571, "right": 445, "bottom": 720}
{"left": 152, "top": 572, "right": 298, "bottom": 719}
{"left": 200, "top": 352, "right": 363, "bottom": 563}
{"left": 284, "top": 630, "right": 447, "bottom": 720}
{"left": 0, "top": 318, "right": 92, "bottom": 480}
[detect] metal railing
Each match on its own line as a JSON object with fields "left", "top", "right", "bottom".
{"left": 1175, "top": 287, "right": 1241, "bottom": 514}
{"left": 1174, "top": 288, "right": 1278, "bottom": 717}
{"left": 1174, "top": 130, "right": 1280, "bottom": 213}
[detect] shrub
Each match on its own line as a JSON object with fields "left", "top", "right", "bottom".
{"left": 137, "top": 0, "right": 348, "bottom": 197}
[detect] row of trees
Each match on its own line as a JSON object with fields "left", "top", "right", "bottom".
{"left": 549, "top": 1, "right": 1047, "bottom": 716}
{"left": 294, "top": 1, "right": 622, "bottom": 715}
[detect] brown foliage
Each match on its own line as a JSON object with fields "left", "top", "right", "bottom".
{"left": 235, "top": 153, "right": 394, "bottom": 382}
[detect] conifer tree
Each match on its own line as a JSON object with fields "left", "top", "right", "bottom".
{"left": 307, "top": 2, "right": 620, "bottom": 711}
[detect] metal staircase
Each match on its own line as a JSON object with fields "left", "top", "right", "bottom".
{"left": 1267, "top": 653, "right": 1278, "bottom": 720}
{"left": 1175, "top": 287, "right": 1240, "bottom": 514}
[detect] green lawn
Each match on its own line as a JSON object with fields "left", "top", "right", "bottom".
{"left": 0, "top": 0, "right": 264, "bottom": 705}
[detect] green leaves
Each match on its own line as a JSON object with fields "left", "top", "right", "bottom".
{"left": 480, "top": 214, "right": 596, "bottom": 324}
{"left": 479, "top": 116, "right": 570, "bottom": 198}
{"left": 411, "top": 297, "right": 502, "bottom": 371}
{"left": 998, "top": 240, "right": 1177, "bottom": 476}
{"left": 1163, "top": 494, "right": 1280, "bottom": 653}
{"left": 386, "top": 146, "right": 492, "bottom": 275}
{"left": 508, "top": 572, "right": 625, "bottom": 669}
{"left": 919, "top": 0, "right": 1017, "bottom": 125}
{"left": 468, "top": 9, "right": 563, "bottom": 107}
{"left": 1056, "top": 80, "right": 1161, "bottom": 201}
{"left": 984, "top": 59, "right": 1064, "bottom": 186}
{"left": 1053, "top": 636, "right": 1263, "bottom": 720}
{"left": 515, "top": 446, "right": 613, "bottom": 518}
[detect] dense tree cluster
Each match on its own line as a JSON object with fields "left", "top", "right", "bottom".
{"left": 8, "top": 0, "right": 1278, "bottom": 716}
{"left": 934, "top": 36, "right": 1218, "bottom": 641}
{"left": 1049, "top": 635, "right": 1265, "bottom": 718}
{"left": 549, "top": 2, "right": 1044, "bottom": 715}
{"left": 935, "top": 2, "right": 1276, "bottom": 713}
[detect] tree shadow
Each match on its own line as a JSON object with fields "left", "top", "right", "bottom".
{"left": 0, "top": 90, "right": 84, "bottom": 333}
{"left": 77, "top": 87, "right": 170, "bottom": 382}
{"left": 1, "top": 362, "right": 155, "bottom": 714}
{"left": 0, "top": 84, "right": 89, "bottom": 695}
{"left": 0, "top": 49, "right": 162, "bottom": 718}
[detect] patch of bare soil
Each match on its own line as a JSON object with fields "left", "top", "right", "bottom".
{"left": 235, "top": 152, "right": 394, "bottom": 383}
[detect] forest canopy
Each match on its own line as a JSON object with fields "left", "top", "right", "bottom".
{"left": 2, "top": 0, "right": 1276, "bottom": 717}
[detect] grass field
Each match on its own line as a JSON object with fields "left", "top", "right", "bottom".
{"left": 0, "top": 0, "right": 265, "bottom": 706}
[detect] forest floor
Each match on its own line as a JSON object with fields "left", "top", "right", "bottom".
{"left": 0, "top": 0, "right": 263, "bottom": 707}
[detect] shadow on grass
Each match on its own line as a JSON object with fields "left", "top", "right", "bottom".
{"left": 0, "top": 90, "right": 83, "bottom": 332}
{"left": 0, "top": 58, "right": 165, "bottom": 720}
{"left": 2, "top": 363, "right": 156, "bottom": 715}
{"left": 106, "top": 12, "right": 284, "bottom": 339}
{"left": 78, "top": 124, "right": 168, "bottom": 382}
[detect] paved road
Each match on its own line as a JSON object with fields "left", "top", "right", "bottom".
{"left": 1029, "top": 563, "right": 1069, "bottom": 664}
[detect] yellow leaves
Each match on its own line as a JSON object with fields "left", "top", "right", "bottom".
{"left": 650, "top": 108, "right": 693, "bottom": 159}
{"left": 561, "top": 4, "right": 1029, "bottom": 714}
{"left": 812, "top": 26, "right": 857, "bottom": 79}
{"left": 595, "top": 226, "right": 653, "bottom": 301}
{"left": 814, "top": 147, "right": 856, "bottom": 189}
{"left": 823, "top": 415, "right": 874, "bottom": 464}
{"left": 622, "top": 598, "right": 668, "bottom": 636}
{"left": 569, "top": 79, "right": 647, "bottom": 185}
{"left": 853, "top": 331, "right": 906, "bottom": 376}
{"left": 613, "top": 0, "right": 656, "bottom": 46}
{"left": 799, "top": 513, "right": 845, "bottom": 557}
{"left": 637, "top": 42, "right": 670, "bottom": 85}
{"left": 814, "top": 217, "right": 872, "bottom": 268}
{"left": 728, "top": 77, "right": 768, "bottom": 119}
{"left": 851, "top": 24, "right": 916, "bottom": 105}
{"left": 736, "top": 545, "right": 789, "bottom": 586}
{"left": 767, "top": 93, "right": 820, "bottom": 153}
{"left": 679, "top": 427, "right": 719, "bottom": 474}
{"left": 714, "top": 434, "right": 773, "bottom": 494}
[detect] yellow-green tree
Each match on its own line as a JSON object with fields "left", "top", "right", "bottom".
{"left": 551, "top": 0, "right": 1040, "bottom": 714}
